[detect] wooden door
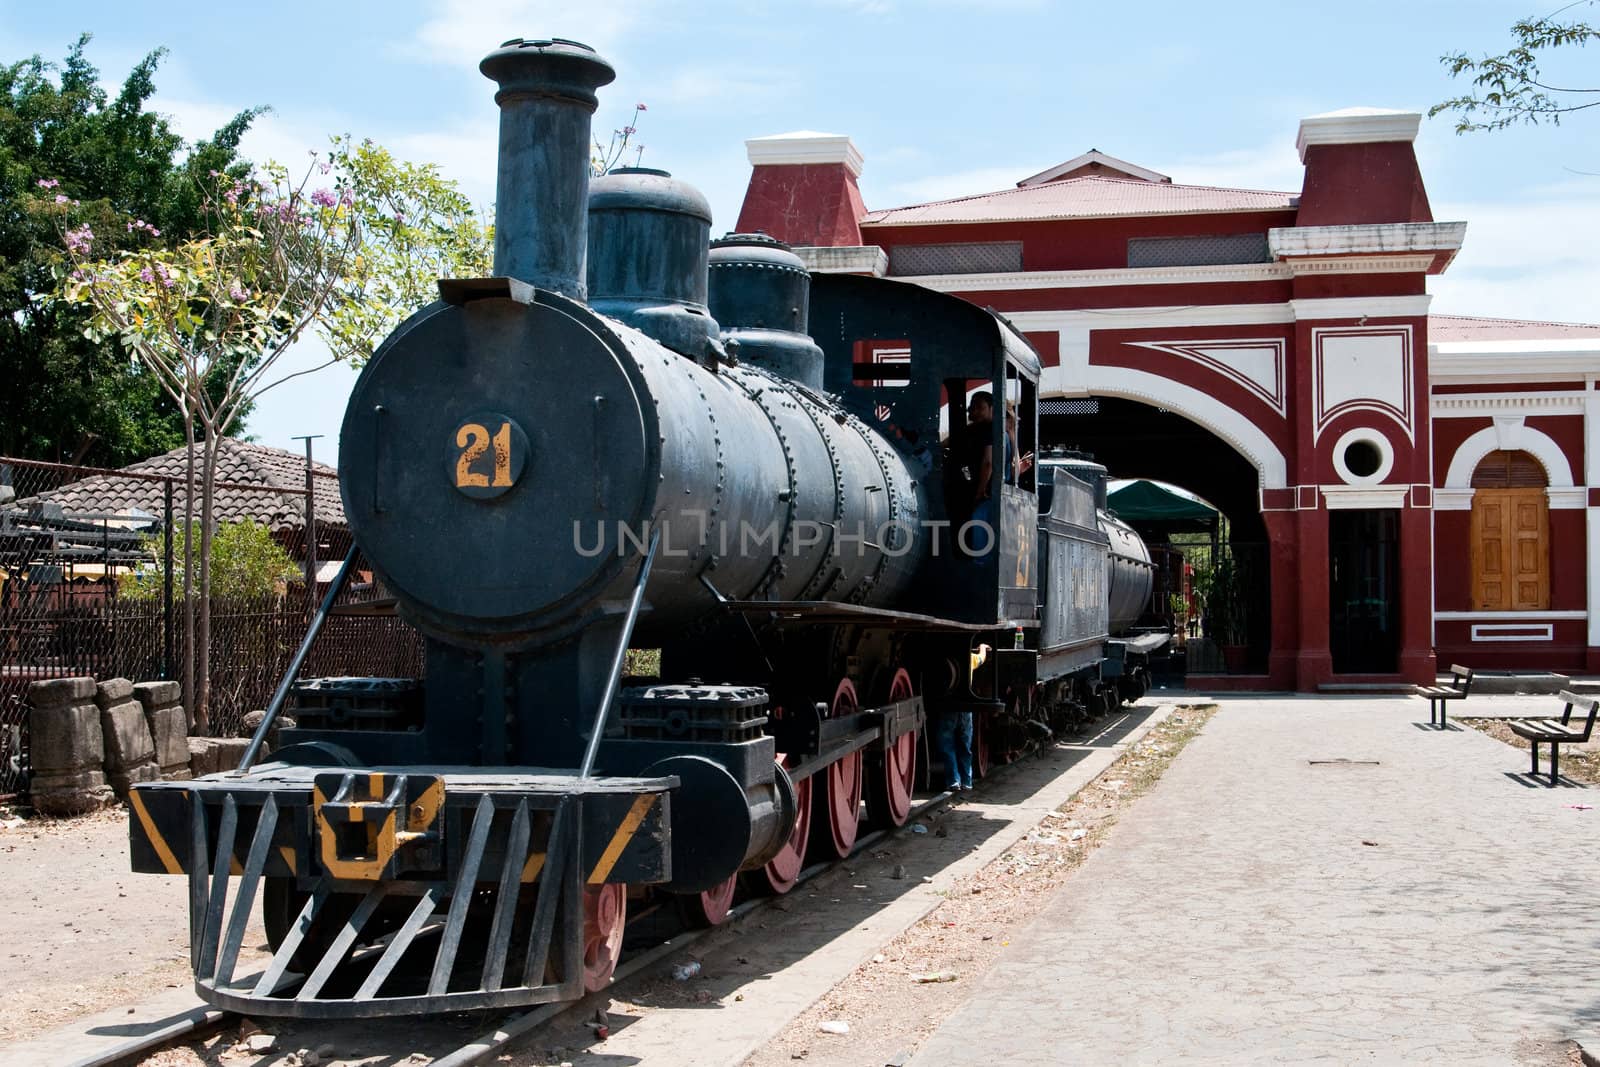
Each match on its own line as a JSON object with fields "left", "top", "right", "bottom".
{"left": 1471, "top": 488, "right": 1549, "bottom": 611}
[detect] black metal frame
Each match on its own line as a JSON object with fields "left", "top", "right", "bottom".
{"left": 186, "top": 787, "right": 590, "bottom": 1017}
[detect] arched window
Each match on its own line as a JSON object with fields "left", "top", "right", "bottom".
{"left": 1470, "top": 449, "right": 1549, "bottom": 610}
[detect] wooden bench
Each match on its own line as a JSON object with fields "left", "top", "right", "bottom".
{"left": 1417, "top": 664, "right": 1474, "bottom": 728}
{"left": 1510, "top": 690, "right": 1598, "bottom": 786}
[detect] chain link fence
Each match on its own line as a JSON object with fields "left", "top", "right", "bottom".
{"left": 0, "top": 455, "right": 421, "bottom": 800}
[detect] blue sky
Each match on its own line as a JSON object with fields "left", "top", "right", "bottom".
{"left": 4, "top": 0, "right": 1596, "bottom": 463}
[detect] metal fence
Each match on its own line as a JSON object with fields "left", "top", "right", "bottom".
{"left": 0, "top": 454, "right": 422, "bottom": 800}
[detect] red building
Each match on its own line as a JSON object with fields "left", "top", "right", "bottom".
{"left": 735, "top": 110, "right": 1600, "bottom": 689}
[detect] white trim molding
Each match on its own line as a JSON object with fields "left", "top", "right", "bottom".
{"left": 1311, "top": 324, "right": 1415, "bottom": 441}
{"left": 796, "top": 245, "right": 888, "bottom": 276}
{"left": 1296, "top": 107, "right": 1421, "bottom": 161}
{"left": 1331, "top": 427, "right": 1396, "bottom": 485}
{"left": 1002, "top": 303, "right": 1296, "bottom": 334}
{"left": 1270, "top": 220, "right": 1465, "bottom": 258}
{"left": 1470, "top": 623, "right": 1555, "bottom": 642}
{"left": 1039, "top": 360, "right": 1289, "bottom": 488}
{"left": 1291, "top": 295, "right": 1433, "bottom": 320}
{"left": 1435, "top": 610, "right": 1586, "bottom": 621}
{"left": 898, "top": 262, "right": 1290, "bottom": 294}
{"left": 1442, "top": 421, "right": 1576, "bottom": 488}
{"left": 1434, "top": 488, "right": 1475, "bottom": 511}
{"left": 1128, "top": 338, "right": 1287, "bottom": 416}
{"left": 1430, "top": 339, "right": 1600, "bottom": 385}
{"left": 1320, "top": 485, "right": 1410, "bottom": 509}
{"left": 1018, "top": 150, "right": 1171, "bottom": 187}
{"left": 1282, "top": 255, "right": 1437, "bottom": 276}
{"left": 746, "top": 131, "right": 864, "bottom": 176}
{"left": 1431, "top": 391, "right": 1586, "bottom": 418}
{"left": 1548, "top": 487, "right": 1587, "bottom": 509}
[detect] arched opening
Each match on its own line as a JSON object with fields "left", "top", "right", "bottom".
{"left": 1042, "top": 396, "right": 1273, "bottom": 675}
{"left": 1470, "top": 449, "right": 1550, "bottom": 611}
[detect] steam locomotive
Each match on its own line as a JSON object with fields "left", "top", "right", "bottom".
{"left": 122, "top": 37, "right": 1164, "bottom": 1018}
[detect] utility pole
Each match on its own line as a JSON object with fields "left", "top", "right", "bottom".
{"left": 291, "top": 435, "right": 324, "bottom": 621}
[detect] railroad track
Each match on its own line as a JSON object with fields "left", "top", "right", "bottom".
{"left": 72, "top": 785, "right": 963, "bottom": 1067}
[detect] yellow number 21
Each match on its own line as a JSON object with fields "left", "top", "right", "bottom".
{"left": 455, "top": 422, "right": 513, "bottom": 488}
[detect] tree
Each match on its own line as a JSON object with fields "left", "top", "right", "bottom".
{"left": 317, "top": 135, "right": 492, "bottom": 366}
{"left": 57, "top": 162, "right": 357, "bottom": 727}
{"left": 121, "top": 520, "right": 300, "bottom": 601}
{"left": 0, "top": 35, "right": 260, "bottom": 465}
{"left": 56, "top": 144, "right": 493, "bottom": 728}
{"left": 1433, "top": 4, "right": 1600, "bottom": 132}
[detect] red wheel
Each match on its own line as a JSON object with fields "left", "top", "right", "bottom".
{"left": 679, "top": 873, "right": 737, "bottom": 928}
{"left": 809, "top": 678, "right": 864, "bottom": 861}
{"left": 582, "top": 883, "right": 626, "bottom": 993}
{"left": 866, "top": 669, "right": 917, "bottom": 829}
{"left": 752, "top": 730, "right": 812, "bottom": 895}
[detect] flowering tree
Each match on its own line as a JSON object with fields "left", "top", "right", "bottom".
{"left": 317, "top": 136, "right": 492, "bottom": 365}
{"left": 56, "top": 144, "right": 493, "bottom": 728}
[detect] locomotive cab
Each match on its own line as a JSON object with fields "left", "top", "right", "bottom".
{"left": 809, "top": 273, "right": 1041, "bottom": 629}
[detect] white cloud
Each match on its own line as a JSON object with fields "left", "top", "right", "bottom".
{"left": 1161, "top": 143, "right": 1303, "bottom": 193}
{"left": 1431, "top": 187, "right": 1600, "bottom": 324}
{"left": 404, "top": 0, "right": 655, "bottom": 70}
{"left": 164, "top": 99, "right": 334, "bottom": 170}
{"left": 882, "top": 164, "right": 1047, "bottom": 207}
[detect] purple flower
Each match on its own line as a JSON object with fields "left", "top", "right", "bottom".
{"left": 623, "top": 126, "right": 636, "bottom": 135}
{"left": 229, "top": 282, "right": 248, "bottom": 301}
{"left": 154, "top": 263, "right": 174, "bottom": 289}
{"left": 54, "top": 194, "right": 70, "bottom": 205}
{"left": 64, "top": 224, "right": 93, "bottom": 255}
{"left": 139, "top": 266, "right": 155, "bottom": 283}
{"left": 636, "top": 102, "right": 647, "bottom": 111}
{"left": 392, "top": 211, "right": 406, "bottom": 224}
{"left": 37, "top": 178, "right": 59, "bottom": 189}
{"left": 310, "top": 188, "right": 337, "bottom": 208}
{"left": 318, "top": 161, "right": 332, "bottom": 175}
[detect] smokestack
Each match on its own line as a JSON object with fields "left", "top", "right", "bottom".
{"left": 480, "top": 38, "right": 616, "bottom": 299}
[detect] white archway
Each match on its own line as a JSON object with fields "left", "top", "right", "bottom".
{"left": 1041, "top": 364, "right": 1289, "bottom": 489}
{"left": 1443, "top": 421, "right": 1574, "bottom": 488}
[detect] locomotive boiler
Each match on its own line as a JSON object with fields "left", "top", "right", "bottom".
{"left": 120, "top": 36, "right": 1164, "bottom": 1019}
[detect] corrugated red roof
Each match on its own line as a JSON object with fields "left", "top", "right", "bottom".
{"left": 1428, "top": 314, "right": 1600, "bottom": 342}
{"left": 862, "top": 175, "right": 1298, "bottom": 227}
{"left": 29, "top": 440, "right": 344, "bottom": 530}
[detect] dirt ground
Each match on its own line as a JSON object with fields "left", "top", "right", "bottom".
{"left": 1462, "top": 718, "right": 1600, "bottom": 784}
{"left": 0, "top": 802, "right": 267, "bottom": 1045}
{"left": 742, "top": 704, "right": 1219, "bottom": 1067}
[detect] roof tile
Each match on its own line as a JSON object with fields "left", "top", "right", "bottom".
{"left": 1428, "top": 314, "right": 1600, "bottom": 342}
{"left": 862, "top": 175, "right": 1298, "bottom": 227}
{"left": 29, "top": 440, "right": 343, "bottom": 530}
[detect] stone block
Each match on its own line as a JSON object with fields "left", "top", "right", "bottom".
{"left": 144, "top": 704, "right": 191, "bottom": 780}
{"left": 132, "top": 680, "right": 181, "bottom": 708}
{"left": 27, "top": 676, "right": 97, "bottom": 708}
{"left": 240, "top": 709, "right": 296, "bottom": 751}
{"left": 26, "top": 682, "right": 113, "bottom": 814}
{"left": 95, "top": 677, "right": 135, "bottom": 706}
{"left": 30, "top": 700, "right": 104, "bottom": 771}
{"left": 100, "top": 698, "right": 159, "bottom": 796}
{"left": 30, "top": 770, "right": 114, "bottom": 815}
{"left": 188, "top": 736, "right": 251, "bottom": 778}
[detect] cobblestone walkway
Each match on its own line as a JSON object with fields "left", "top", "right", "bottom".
{"left": 915, "top": 695, "right": 1599, "bottom": 1066}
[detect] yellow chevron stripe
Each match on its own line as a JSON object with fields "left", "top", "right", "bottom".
{"left": 588, "top": 794, "right": 657, "bottom": 885}
{"left": 129, "top": 790, "right": 182, "bottom": 875}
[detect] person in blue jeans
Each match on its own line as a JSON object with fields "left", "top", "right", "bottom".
{"left": 937, "top": 708, "right": 974, "bottom": 792}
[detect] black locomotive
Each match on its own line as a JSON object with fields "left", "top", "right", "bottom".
{"left": 123, "top": 37, "right": 1164, "bottom": 1017}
